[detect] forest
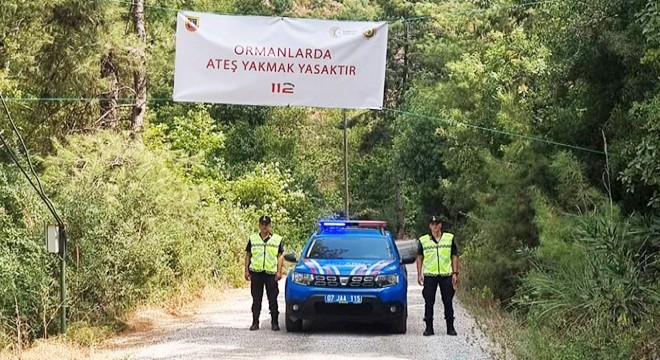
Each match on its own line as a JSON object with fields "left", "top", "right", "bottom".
{"left": 0, "top": 0, "right": 658, "bottom": 358}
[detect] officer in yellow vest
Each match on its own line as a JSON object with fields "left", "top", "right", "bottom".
{"left": 244, "top": 215, "right": 284, "bottom": 331}
{"left": 416, "top": 215, "right": 460, "bottom": 336}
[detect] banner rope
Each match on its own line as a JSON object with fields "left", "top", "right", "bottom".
{"left": 381, "top": 108, "right": 615, "bottom": 158}
{"left": 100, "top": 0, "right": 566, "bottom": 21}
{"left": 0, "top": 95, "right": 617, "bottom": 158}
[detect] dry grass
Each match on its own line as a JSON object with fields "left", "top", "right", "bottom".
{"left": 1, "top": 285, "right": 233, "bottom": 360}
{"left": 458, "top": 290, "right": 522, "bottom": 360}
{"left": 0, "top": 337, "right": 95, "bottom": 360}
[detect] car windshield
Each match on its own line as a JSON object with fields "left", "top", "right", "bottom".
{"left": 306, "top": 236, "right": 393, "bottom": 260}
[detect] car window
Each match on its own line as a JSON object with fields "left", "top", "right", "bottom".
{"left": 306, "top": 236, "right": 393, "bottom": 260}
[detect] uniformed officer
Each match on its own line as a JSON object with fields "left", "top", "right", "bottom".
{"left": 416, "top": 215, "right": 460, "bottom": 336}
{"left": 244, "top": 215, "right": 284, "bottom": 331}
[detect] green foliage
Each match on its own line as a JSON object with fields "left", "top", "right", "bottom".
{"left": 514, "top": 216, "right": 660, "bottom": 358}
{"left": 0, "top": 128, "right": 324, "bottom": 342}
{"left": 65, "top": 321, "right": 116, "bottom": 347}
{"left": 146, "top": 104, "right": 226, "bottom": 179}
{"left": 388, "top": 2, "right": 660, "bottom": 358}
{"left": 229, "top": 162, "right": 321, "bottom": 246}
{"left": 2, "top": 1, "right": 660, "bottom": 358}
{"left": 349, "top": 146, "right": 398, "bottom": 222}
{"left": 458, "top": 143, "right": 544, "bottom": 302}
{"left": 392, "top": 111, "right": 449, "bottom": 222}
{"left": 512, "top": 320, "right": 640, "bottom": 360}
{"left": 40, "top": 132, "right": 251, "bottom": 321}
{"left": 0, "top": 164, "right": 56, "bottom": 342}
{"left": 619, "top": 95, "right": 660, "bottom": 210}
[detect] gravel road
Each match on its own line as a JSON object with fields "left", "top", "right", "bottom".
{"left": 101, "top": 263, "right": 503, "bottom": 360}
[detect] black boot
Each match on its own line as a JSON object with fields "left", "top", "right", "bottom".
{"left": 250, "top": 315, "right": 259, "bottom": 331}
{"left": 271, "top": 315, "right": 280, "bottom": 331}
{"left": 423, "top": 320, "right": 434, "bottom": 336}
{"left": 446, "top": 319, "right": 457, "bottom": 336}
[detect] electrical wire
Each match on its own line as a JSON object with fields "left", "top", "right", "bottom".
{"left": 0, "top": 97, "right": 172, "bottom": 103}
{"left": 0, "top": 94, "right": 64, "bottom": 226}
{"left": 381, "top": 107, "right": 614, "bottom": 157}
{"left": 0, "top": 96, "right": 616, "bottom": 158}
{"left": 0, "top": 131, "right": 63, "bottom": 225}
{"left": 101, "top": 0, "right": 564, "bottom": 20}
{"left": 1, "top": 94, "right": 48, "bottom": 199}
{"left": 0, "top": 0, "right": 615, "bottom": 160}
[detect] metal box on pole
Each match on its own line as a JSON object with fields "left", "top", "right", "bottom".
{"left": 45, "top": 225, "right": 59, "bottom": 253}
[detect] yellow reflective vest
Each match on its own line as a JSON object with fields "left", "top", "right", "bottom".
{"left": 419, "top": 232, "right": 454, "bottom": 276}
{"left": 249, "top": 233, "right": 282, "bottom": 274}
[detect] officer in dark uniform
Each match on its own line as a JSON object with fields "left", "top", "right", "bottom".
{"left": 244, "top": 215, "right": 284, "bottom": 331}
{"left": 416, "top": 215, "right": 460, "bottom": 336}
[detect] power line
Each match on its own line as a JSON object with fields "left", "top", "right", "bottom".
{"left": 0, "top": 93, "right": 64, "bottom": 226}
{"left": 382, "top": 108, "right": 615, "bottom": 158}
{"left": 1, "top": 94, "right": 48, "bottom": 200}
{"left": 0, "top": 95, "right": 617, "bottom": 158}
{"left": 105, "top": 0, "right": 175, "bottom": 12}
{"left": 101, "top": 0, "right": 562, "bottom": 20}
{"left": 0, "top": 131, "right": 63, "bottom": 225}
{"left": 0, "top": 0, "right": 613, "bottom": 160}
{"left": 0, "top": 97, "right": 172, "bottom": 103}
{"left": 1, "top": 96, "right": 70, "bottom": 336}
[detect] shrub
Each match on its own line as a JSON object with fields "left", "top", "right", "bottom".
{"left": 0, "top": 164, "right": 57, "bottom": 343}
{"left": 515, "top": 215, "right": 660, "bottom": 357}
{"left": 41, "top": 131, "right": 251, "bottom": 321}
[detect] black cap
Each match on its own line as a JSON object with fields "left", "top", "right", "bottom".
{"left": 429, "top": 215, "right": 444, "bottom": 224}
{"left": 259, "top": 215, "right": 271, "bottom": 225}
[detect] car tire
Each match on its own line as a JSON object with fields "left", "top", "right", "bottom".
{"left": 391, "top": 306, "right": 407, "bottom": 334}
{"left": 285, "top": 309, "right": 303, "bottom": 332}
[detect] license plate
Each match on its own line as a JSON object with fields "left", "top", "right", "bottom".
{"left": 324, "top": 294, "right": 363, "bottom": 304}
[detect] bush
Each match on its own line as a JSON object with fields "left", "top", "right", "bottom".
{"left": 460, "top": 144, "right": 543, "bottom": 302}
{"left": 0, "top": 163, "right": 57, "bottom": 343}
{"left": 40, "top": 131, "right": 252, "bottom": 321}
{"left": 228, "top": 162, "right": 320, "bottom": 247}
{"left": 1, "top": 128, "right": 328, "bottom": 345}
{"left": 515, "top": 215, "right": 660, "bottom": 358}
{"left": 66, "top": 321, "right": 116, "bottom": 346}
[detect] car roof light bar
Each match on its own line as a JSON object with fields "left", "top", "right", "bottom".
{"left": 355, "top": 220, "right": 387, "bottom": 228}
{"left": 318, "top": 219, "right": 387, "bottom": 234}
{"left": 319, "top": 221, "right": 347, "bottom": 227}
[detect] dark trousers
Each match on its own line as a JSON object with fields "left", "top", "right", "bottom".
{"left": 422, "top": 275, "right": 454, "bottom": 322}
{"left": 250, "top": 271, "right": 279, "bottom": 320}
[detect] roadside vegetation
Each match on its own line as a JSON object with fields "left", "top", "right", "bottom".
{"left": 1, "top": 1, "right": 658, "bottom": 358}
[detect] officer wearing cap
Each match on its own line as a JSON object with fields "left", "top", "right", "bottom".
{"left": 245, "top": 215, "right": 284, "bottom": 331}
{"left": 416, "top": 215, "right": 460, "bottom": 336}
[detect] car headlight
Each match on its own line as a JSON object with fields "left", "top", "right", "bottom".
{"left": 376, "top": 274, "right": 399, "bottom": 287}
{"left": 292, "top": 272, "right": 314, "bottom": 286}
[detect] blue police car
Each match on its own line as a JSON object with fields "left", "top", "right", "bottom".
{"left": 283, "top": 220, "right": 416, "bottom": 333}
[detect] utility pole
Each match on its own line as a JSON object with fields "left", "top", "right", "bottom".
{"left": 0, "top": 93, "right": 67, "bottom": 334}
{"left": 343, "top": 109, "right": 350, "bottom": 219}
{"left": 59, "top": 227, "right": 67, "bottom": 333}
{"left": 131, "top": 0, "right": 147, "bottom": 132}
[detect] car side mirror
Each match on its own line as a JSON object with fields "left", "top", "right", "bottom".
{"left": 284, "top": 252, "right": 298, "bottom": 263}
{"left": 400, "top": 255, "right": 416, "bottom": 265}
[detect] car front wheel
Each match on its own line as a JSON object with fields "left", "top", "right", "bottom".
{"left": 285, "top": 308, "right": 303, "bottom": 332}
{"left": 390, "top": 306, "right": 407, "bottom": 334}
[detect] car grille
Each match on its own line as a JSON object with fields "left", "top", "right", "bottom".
{"left": 313, "top": 275, "right": 376, "bottom": 287}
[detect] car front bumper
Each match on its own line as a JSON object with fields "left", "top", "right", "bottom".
{"left": 286, "top": 294, "right": 405, "bottom": 323}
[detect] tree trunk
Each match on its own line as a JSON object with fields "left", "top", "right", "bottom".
{"left": 130, "top": 0, "right": 146, "bottom": 133}
{"left": 395, "top": 179, "right": 405, "bottom": 239}
{"left": 393, "top": 23, "right": 410, "bottom": 239}
{"left": 99, "top": 52, "right": 119, "bottom": 128}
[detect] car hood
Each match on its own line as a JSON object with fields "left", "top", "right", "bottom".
{"left": 295, "top": 258, "right": 398, "bottom": 276}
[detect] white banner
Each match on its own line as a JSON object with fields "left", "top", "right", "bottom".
{"left": 173, "top": 12, "right": 388, "bottom": 109}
